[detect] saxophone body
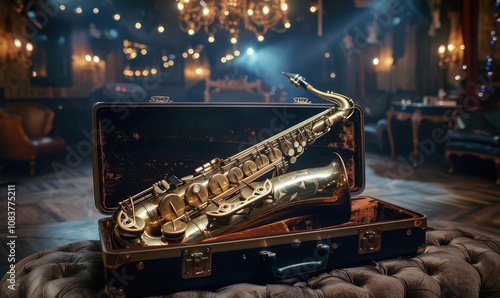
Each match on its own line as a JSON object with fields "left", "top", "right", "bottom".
{"left": 112, "top": 72, "right": 355, "bottom": 247}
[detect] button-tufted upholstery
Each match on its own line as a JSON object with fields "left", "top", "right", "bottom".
{"left": 1, "top": 227, "right": 499, "bottom": 297}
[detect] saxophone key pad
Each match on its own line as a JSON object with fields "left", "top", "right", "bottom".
{"left": 185, "top": 183, "right": 209, "bottom": 207}
{"left": 208, "top": 174, "right": 229, "bottom": 195}
{"left": 254, "top": 154, "right": 270, "bottom": 170}
{"left": 242, "top": 160, "right": 258, "bottom": 176}
{"left": 159, "top": 194, "right": 186, "bottom": 221}
{"left": 228, "top": 167, "right": 244, "bottom": 184}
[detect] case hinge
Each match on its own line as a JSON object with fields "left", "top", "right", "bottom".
{"left": 358, "top": 227, "right": 381, "bottom": 254}
{"left": 181, "top": 248, "right": 212, "bottom": 279}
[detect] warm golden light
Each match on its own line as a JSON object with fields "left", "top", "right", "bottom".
{"left": 151, "top": 68, "right": 157, "bottom": 75}
{"left": 157, "top": 25, "right": 165, "bottom": 33}
{"left": 163, "top": 62, "right": 169, "bottom": 68}
{"left": 234, "top": 50, "right": 240, "bottom": 56}
{"left": 230, "top": 37, "right": 238, "bottom": 44}
{"left": 182, "top": 52, "right": 188, "bottom": 58}
{"left": 310, "top": 6, "right": 317, "bottom": 13}
{"left": 447, "top": 44, "right": 455, "bottom": 52}
{"left": 135, "top": 22, "right": 142, "bottom": 29}
{"left": 93, "top": 55, "right": 100, "bottom": 63}
{"left": 135, "top": 70, "right": 141, "bottom": 76}
{"left": 14, "top": 39, "right": 21, "bottom": 48}
{"left": 93, "top": 8, "right": 99, "bottom": 14}
{"left": 162, "top": 55, "right": 168, "bottom": 61}
{"left": 142, "top": 70, "right": 149, "bottom": 76}
{"left": 141, "top": 49, "right": 147, "bottom": 55}
{"left": 330, "top": 73, "right": 336, "bottom": 79}
{"left": 438, "top": 45, "right": 446, "bottom": 54}
{"left": 460, "top": 44, "right": 465, "bottom": 50}
{"left": 59, "top": 5, "right": 65, "bottom": 10}
{"left": 257, "top": 35, "right": 264, "bottom": 42}
{"left": 221, "top": 57, "right": 227, "bottom": 63}
{"left": 177, "top": 0, "right": 289, "bottom": 43}
{"left": 75, "top": 6, "right": 82, "bottom": 14}
{"left": 26, "top": 42, "right": 33, "bottom": 51}
{"left": 372, "top": 57, "right": 379, "bottom": 65}
{"left": 193, "top": 53, "right": 200, "bottom": 59}
{"left": 113, "top": 14, "right": 121, "bottom": 21}
{"left": 187, "top": 48, "right": 194, "bottom": 55}
{"left": 195, "top": 68, "right": 203, "bottom": 75}
{"left": 324, "top": 52, "right": 330, "bottom": 58}
{"left": 32, "top": 71, "right": 37, "bottom": 77}
{"left": 85, "top": 55, "right": 92, "bottom": 62}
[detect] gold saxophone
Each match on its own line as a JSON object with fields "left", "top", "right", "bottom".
{"left": 112, "top": 72, "right": 355, "bottom": 247}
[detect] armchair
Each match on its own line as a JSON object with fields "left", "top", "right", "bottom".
{"left": 0, "top": 102, "right": 66, "bottom": 175}
{"left": 445, "top": 107, "right": 500, "bottom": 185}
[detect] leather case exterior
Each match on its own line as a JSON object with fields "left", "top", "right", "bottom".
{"left": 92, "top": 102, "right": 426, "bottom": 297}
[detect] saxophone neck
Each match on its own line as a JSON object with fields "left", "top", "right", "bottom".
{"left": 283, "top": 71, "right": 355, "bottom": 116}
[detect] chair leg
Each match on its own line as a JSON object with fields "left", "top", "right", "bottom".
{"left": 29, "top": 160, "right": 36, "bottom": 176}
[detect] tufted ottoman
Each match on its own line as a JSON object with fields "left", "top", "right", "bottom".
{"left": 1, "top": 227, "right": 500, "bottom": 297}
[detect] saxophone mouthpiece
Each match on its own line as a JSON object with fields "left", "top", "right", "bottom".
{"left": 283, "top": 71, "right": 310, "bottom": 89}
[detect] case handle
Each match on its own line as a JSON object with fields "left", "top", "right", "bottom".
{"left": 259, "top": 244, "right": 331, "bottom": 278}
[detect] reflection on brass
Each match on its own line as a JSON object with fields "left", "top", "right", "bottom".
{"left": 112, "top": 72, "right": 355, "bottom": 247}
{"left": 242, "top": 160, "right": 258, "bottom": 176}
{"left": 208, "top": 174, "right": 230, "bottom": 195}
{"left": 228, "top": 167, "right": 244, "bottom": 184}
{"left": 159, "top": 194, "right": 185, "bottom": 221}
{"left": 185, "top": 183, "right": 209, "bottom": 207}
{"left": 162, "top": 221, "right": 188, "bottom": 242}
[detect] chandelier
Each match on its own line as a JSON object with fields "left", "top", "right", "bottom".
{"left": 177, "top": 0, "right": 290, "bottom": 44}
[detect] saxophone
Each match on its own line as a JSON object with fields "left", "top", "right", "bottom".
{"left": 112, "top": 72, "right": 355, "bottom": 247}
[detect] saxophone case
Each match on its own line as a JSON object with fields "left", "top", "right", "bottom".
{"left": 92, "top": 100, "right": 426, "bottom": 297}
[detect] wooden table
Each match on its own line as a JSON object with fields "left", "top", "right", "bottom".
{"left": 386, "top": 102, "right": 456, "bottom": 166}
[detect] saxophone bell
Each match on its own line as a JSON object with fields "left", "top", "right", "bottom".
{"left": 181, "top": 154, "right": 350, "bottom": 243}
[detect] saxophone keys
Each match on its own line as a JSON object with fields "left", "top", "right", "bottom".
{"left": 297, "top": 129, "right": 308, "bottom": 147}
{"left": 228, "top": 167, "right": 244, "bottom": 184}
{"left": 185, "top": 183, "right": 209, "bottom": 207}
{"left": 254, "top": 154, "right": 270, "bottom": 170}
{"left": 159, "top": 194, "right": 186, "bottom": 221}
{"left": 304, "top": 127, "right": 316, "bottom": 144}
{"left": 208, "top": 174, "right": 230, "bottom": 195}
{"left": 153, "top": 180, "right": 170, "bottom": 194}
{"left": 161, "top": 221, "right": 187, "bottom": 242}
{"left": 280, "top": 140, "right": 295, "bottom": 156}
{"left": 267, "top": 148, "right": 283, "bottom": 162}
{"left": 116, "top": 212, "right": 146, "bottom": 236}
{"left": 242, "top": 160, "right": 258, "bottom": 176}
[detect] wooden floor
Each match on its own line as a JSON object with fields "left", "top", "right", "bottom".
{"left": 0, "top": 152, "right": 499, "bottom": 274}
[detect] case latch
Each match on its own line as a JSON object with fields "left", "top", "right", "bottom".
{"left": 358, "top": 227, "right": 381, "bottom": 254}
{"left": 181, "top": 248, "right": 212, "bottom": 279}
{"left": 293, "top": 97, "right": 311, "bottom": 104}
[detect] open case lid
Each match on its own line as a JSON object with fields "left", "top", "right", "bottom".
{"left": 92, "top": 102, "right": 365, "bottom": 214}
